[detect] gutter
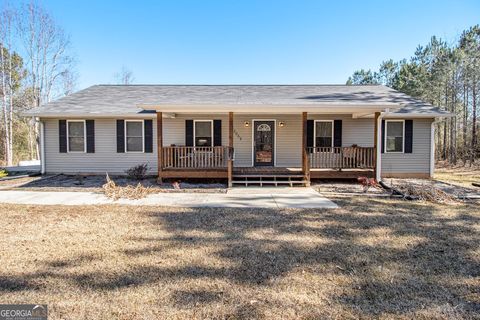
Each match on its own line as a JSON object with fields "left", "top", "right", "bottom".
{"left": 21, "top": 113, "right": 157, "bottom": 119}
{"left": 430, "top": 119, "right": 442, "bottom": 179}
{"left": 40, "top": 120, "right": 46, "bottom": 174}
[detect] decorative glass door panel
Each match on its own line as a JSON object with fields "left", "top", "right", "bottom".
{"left": 254, "top": 121, "right": 275, "bottom": 166}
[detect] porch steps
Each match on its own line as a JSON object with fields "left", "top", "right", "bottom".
{"left": 231, "top": 174, "right": 309, "bottom": 187}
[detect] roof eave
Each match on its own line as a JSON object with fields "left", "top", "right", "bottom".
{"left": 139, "top": 103, "right": 399, "bottom": 113}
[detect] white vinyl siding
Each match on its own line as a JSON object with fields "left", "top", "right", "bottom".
{"left": 382, "top": 118, "right": 433, "bottom": 174}
{"left": 233, "top": 114, "right": 303, "bottom": 167}
{"left": 42, "top": 115, "right": 434, "bottom": 177}
{"left": 44, "top": 119, "right": 157, "bottom": 175}
{"left": 308, "top": 115, "right": 433, "bottom": 175}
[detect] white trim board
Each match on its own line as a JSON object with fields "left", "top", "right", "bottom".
{"left": 313, "top": 120, "right": 334, "bottom": 148}
{"left": 66, "top": 119, "right": 86, "bottom": 153}
{"left": 193, "top": 119, "right": 214, "bottom": 147}
{"left": 384, "top": 119, "right": 405, "bottom": 154}
{"left": 124, "top": 119, "right": 145, "bottom": 153}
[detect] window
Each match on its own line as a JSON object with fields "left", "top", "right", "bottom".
{"left": 125, "top": 120, "right": 144, "bottom": 152}
{"left": 67, "top": 120, "right": 85, "bottom": 152}
{"left": 385, "top": 120, "right": 404, "bottom": 153}
{"left": 194, "top": 120, "right": 213, "bottom": 147}
{"left": 314, "top": 120, "right": 333, "bottom": 148}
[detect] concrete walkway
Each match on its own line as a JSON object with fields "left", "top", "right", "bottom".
{"left": 0, "top": 187, "right": 337, "bottom": 209}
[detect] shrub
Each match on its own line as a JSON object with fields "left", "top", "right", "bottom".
{"left": 125, "top": 163, "right": 149, "bottom": 180}
{"left": 0, "top": 169, "right": 7, "bottom": 178}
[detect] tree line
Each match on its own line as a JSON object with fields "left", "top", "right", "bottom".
{"left": 347, "top": 25, "right": 480, "bottom": 166}
{"left": 0, "top": 1, "right": 75, "bottom": 166}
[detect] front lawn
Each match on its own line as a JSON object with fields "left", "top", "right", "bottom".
{"left": 0, "top": 198, "right": 478, "bottom": 319}
{"left": 435, "top": 167, "right": 480, "bottom": 188}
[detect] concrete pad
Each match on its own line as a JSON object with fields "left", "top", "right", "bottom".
{"left": 228, "top": 187, "right": 315, "bottom": 194}
{"left": 0, "top": 188, "right": 337, "bottom": 209}
{"left": 229, "top": 187, "right": 338, "bottom": 209}
{"left": 0, "top": 191, "right": 112, "bottom": 206}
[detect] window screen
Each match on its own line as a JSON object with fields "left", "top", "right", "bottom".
{"left": 386, "top": 121, "right": 404, "bottom": 152}
{"left": 126, "top": 121, "right": 143, "bottom": 152}
{"left": 68, "top": 121, "right": 85, "bottom": 152}
{"left": 195, "top": 121, "right": 212, "bottom": 147}
{"left": 315, "top": 121, "right": 333, "bottom": 148}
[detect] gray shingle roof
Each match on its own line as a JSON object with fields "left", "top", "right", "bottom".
{"left": 25, "top": 84, "right": 450, "bottom": 117}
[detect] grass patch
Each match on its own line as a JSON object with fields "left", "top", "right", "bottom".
{"left": 435, "top": 167, "right": 480, "bottom": 188}
{"left": 0, "top": 198, "right": 478, "bottom": 319}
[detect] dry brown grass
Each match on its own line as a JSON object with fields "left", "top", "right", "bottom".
{"left": 435, "top": 167, "right": 480, "bottom": 188}
{"left": 0, "top": 198, "right": 479, "bottom": 319}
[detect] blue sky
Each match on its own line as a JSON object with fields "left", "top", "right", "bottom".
{"left": 42, "top": 0, "right": 480, "bottom": 89}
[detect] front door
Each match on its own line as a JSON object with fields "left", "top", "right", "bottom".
{"left": 254, "top": 120, "right": 275, "bottom": 166}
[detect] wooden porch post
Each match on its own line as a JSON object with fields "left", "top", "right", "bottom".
{"left": 373, "top": 112, "right": 380, "bottom": 180}
{"left": 302, "top": 112, "right": 310, "bottom": 186}
{"left": 228, "top": 112, "right": 234, "bottom": 187}
{"left": 157, "top": 112, "right": 163, "bottom": 183}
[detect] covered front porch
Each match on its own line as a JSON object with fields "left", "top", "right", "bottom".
{"left": 154, "top": 108, "right": 383, "bottom": 186}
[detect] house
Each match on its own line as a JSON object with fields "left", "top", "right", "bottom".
{"left": 25, "top": 85, "right": 451, "bottom": 186}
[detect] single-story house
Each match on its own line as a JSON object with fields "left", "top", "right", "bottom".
{"left": 25, "top": 85, "right": 451, "bottom": 186}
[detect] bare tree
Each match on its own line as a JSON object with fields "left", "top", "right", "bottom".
{"left": 114, "top": 66, "right": 134, "bottom": 84}
{"left": 17, "top": 0, "right": 76, "bottom": 159}
{"left": 0, "top": 5, "right": 16, "bottom": 165}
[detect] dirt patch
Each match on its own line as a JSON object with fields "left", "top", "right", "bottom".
{"left": 0, "top": 176, "right": 42, "bottom": 189}
{"left": 313, "top": 179, "right": 385, "bottom": 195}
{"left": 314, "top": 175, "right": 479, "bottom": 202}
{"left": 387, "top": 178, "right": 480, "bottom": 199}
{"left": 13, "top": 174, "right": 227, "bottom": 193}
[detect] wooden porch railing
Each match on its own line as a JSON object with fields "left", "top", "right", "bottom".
{"left": 162, "top": 146, "right": 233, "bottom": 169}
{"left": 307, "top": 147, "right": 375, "bottom": 169}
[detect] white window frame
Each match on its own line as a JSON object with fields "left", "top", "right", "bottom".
{"left": 385, "top": 119, "right": 405, "bottom": 154}
{"left": 193, "top": 120, "right": 214, "bottom": 147}
{"left": 313, "top": 120, "right": 334, "bottom": 148}
{"left": 124, "top": 119, "right": 145, "bottom": 153}
{"left": 66, "top": 120, "right": 86, "bottom": 153}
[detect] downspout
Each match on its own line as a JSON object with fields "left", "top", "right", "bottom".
{"left": 376, "top": 109, "right": 389, "bottom": 182}
{"left": 430, "top": 119, "right": 439, "bottom": 179}
{"left": 40, "top": 119, "right": 46, "bottom": 175}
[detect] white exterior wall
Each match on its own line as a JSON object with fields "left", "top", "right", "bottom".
{"left": 381, "top": 118, "right": 433, "bottom": 175}
{"left": 42, "top": 115, "right": 434, "bottom": 176}
{"left": 43, "top": 118, "right": 158, "bottom": 175}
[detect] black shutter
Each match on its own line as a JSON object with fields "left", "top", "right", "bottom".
{"left": 116, "top": 120, "right": 125, "bottom": 153}
{"left": 333, "top": 120, "right": 342, "bottom": 147}
{"left": 144, "top": 120, "right": 153, "bottom": 153}
{"left": 185, "top": 120, "right": 194, "bottom": 146}
{"left": 381, "top": 120, "right": 385, "bottom": 153}
{"left": 59, "top": 120, "right": 67, "bottom": 153}
{"left": 86, "top": 120, "right": 95, "bottom": 153}
{"left": 306, "top": 120, "right": 314, "bottom": 152}
{"left": 405, "top": 120, "right": 413, "bottom": 153}
{"left": 213, "top": 120, "right": 222, "bottom": 146}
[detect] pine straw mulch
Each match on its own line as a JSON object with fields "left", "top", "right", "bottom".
{"left": 102, "top": 174, "right": 153, "bottom": 200}
{"left": 392, "top": 182, "right": 458, "bottom": 203}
